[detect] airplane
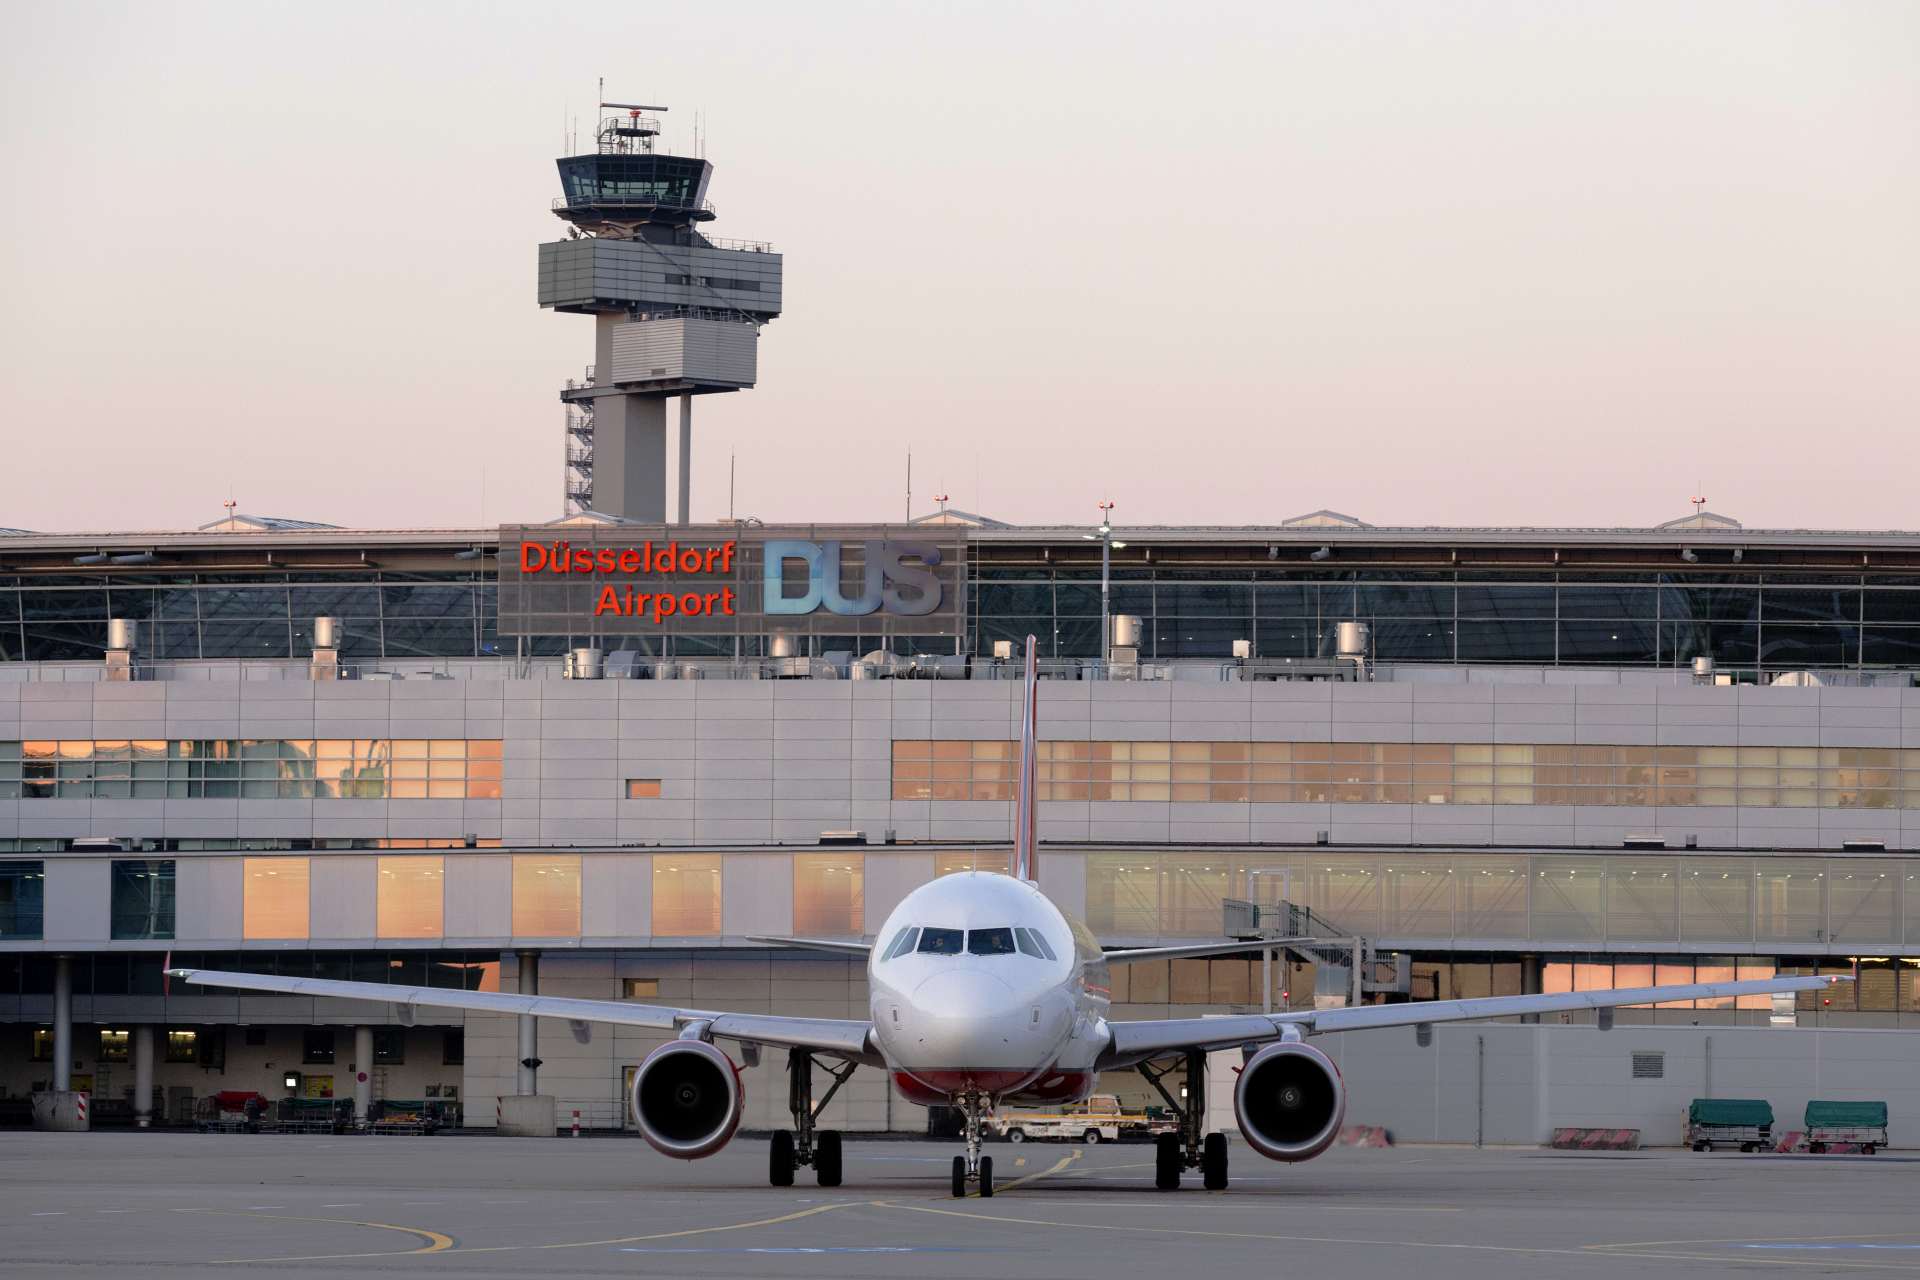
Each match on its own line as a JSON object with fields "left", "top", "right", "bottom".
{"left": 172, "top": 636, "right": 1844, "bottom": 1197}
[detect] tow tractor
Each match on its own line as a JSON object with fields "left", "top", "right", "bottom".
{"left": 993, "top": 1094, "right": 1172, "bottom": 1144}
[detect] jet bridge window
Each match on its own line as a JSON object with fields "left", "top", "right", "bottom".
{"left": 1014, "top": 927, "right": 1058, "bottom": 961}
{"left": 917, "top": 927, "right": 965, "bottom": 956}
{"left": 881, "top": 927, "right": 921, "bottom": 961}
{"left": 967, "top": 928, "right": 1017, "bottom": 956}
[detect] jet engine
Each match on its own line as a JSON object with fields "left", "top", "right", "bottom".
{"left": 1234, "top": 1041, "right": 1345, "bottom": 1162}
{"left": 629, "top": 1039, "right": 744, "bottom": 1159}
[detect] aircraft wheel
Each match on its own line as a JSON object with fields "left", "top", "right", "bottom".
{"left": 952, "top": 1155, "right": 967, "bottom": 1198}
{"left": 1202, "top": 1132, "right": 1229, "bottom": 1191}
{"left": 979, "top": 1155, "right": 995, "bottom": 1198}
{"left": 815, "top": 1130, "right": 843, "bottom": 1187}
{"left": 1154, "top": 1133, "right": 1182, "bottom": 1190}
{"left": 769, "top": 1131, "right": 796, "bottom": 1187}
{"left": 1007, "top": 1128, "right": 1025, "bottom": 1143}
{"left": 1083, "top": 1129, "right": 1102, "bottom": 1144}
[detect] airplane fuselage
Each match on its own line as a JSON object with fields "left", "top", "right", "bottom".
{"left": 867, "top": 871, "right": 1110, "bottom": 1108}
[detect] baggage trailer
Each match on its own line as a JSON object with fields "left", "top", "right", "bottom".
{"left": 1685, "top": 1098, "right": 1773, "bottom": 1152}
{"left": 194, "top": 1091, "right": 269, "bottom": 1134}
{"left": 1805, "top": 1101, "right": 1888, "bottom": 1155}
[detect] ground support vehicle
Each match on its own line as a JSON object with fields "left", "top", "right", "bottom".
{"left": 1805, "top": 1100, "right": 1888, "bottom": 1154}
{"left": 1685, "top": 1098, "right": 1773, "bottom": 1152}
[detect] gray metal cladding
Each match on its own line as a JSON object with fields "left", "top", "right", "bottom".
{"left": 537, "top": 239, "right": 783, "bottom": 315}
{"left": 608, "top": 317, "right": 758, "bottom": 386}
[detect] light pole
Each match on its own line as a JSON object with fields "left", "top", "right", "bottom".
{"left": 1081, "top": 501, "right": 1125, "bottom": 672}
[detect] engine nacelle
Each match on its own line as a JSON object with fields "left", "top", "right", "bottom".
{"left": 1234, "top": 1041, "right": 1345, "bottom": 1162}
{"left": 629, "top": 1039, "right": 744, "bottom": 1160}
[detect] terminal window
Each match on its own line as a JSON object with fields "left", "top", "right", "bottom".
{"left": 304, "top": 1029, "right": 335, "bottom": 1065}
{"left": 0, "top": 739, "right": 502, "bottom": 801}
{"left": 894, "top": 740, "right": 1920, "bottom": 809}
{"left": 165, "top": 1031, "right": 198, "bottom": 1064}
{"left": 653, "top": 854, "right": 722, "bottom": 936}
{"left": 623, "top": 978, "right": 660, "bottom": 999}
{"left": 511, "top": 855, "right": 582, "bottom": 937}
{"left": 243, "top": 857, "right": 311, "bottom": 940}
{"left": 625, "top": 778, "right": 662, "bottom": 799}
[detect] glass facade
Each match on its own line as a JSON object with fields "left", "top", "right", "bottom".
{"left": 0, "top": 562, "right": 1914, "bottom": 672}
{"left": 792, "top": 853, "right": 863, "bottom": 936}
{"left": 0, "top": 571, "right": 493, "bottom": 662}
{"left": 1085, "top": 851, "right": 1913, "bottom": 945}
{"left": 510, "top": 855, "right": 581, "bottom": 936}
{"left": 971, "top": 569, "right": 1920, "bottom": 669}
{"left": 376, "top": 856, "right": 445, "bottom": 939}
{"left": 0, "top": 740, "right": 501, "bottom": 801}
{"left": 0, "top": 861, "right": 45, "bottom": 939}
{"left": 653, "top": 854, "right": 722, "bottom": 935}
{"left": 897, "top": 740, "right": 1920, "bottom": 809}
{"left": 242, "top": 857, "right": 310, "bottom": 940}
{"left": 110, "top": 859, "right": 175, "bottom": 940}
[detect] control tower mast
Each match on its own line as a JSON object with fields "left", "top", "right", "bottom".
{"left": 540, "top": 102, "right": 783, "bottom": 520}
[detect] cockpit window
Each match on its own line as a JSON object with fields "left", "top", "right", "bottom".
{"left": 967, "top": 927, "right": 1017, "bottom": 956}
{"left": 881, "top": 927, "right": 920, "bottom": 961}
{"left": 1014, "top": 927, "right": 1059, "bottom": 960}
{"left": 917, "top": 927, "right": 964, "bottom": 956}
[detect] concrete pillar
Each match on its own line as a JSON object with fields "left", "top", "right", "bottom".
{"left": 676, "top": 393, "right": 692, "bottom": 524}
{"left": 132, "top": 1025, "right": 155, "bottom": 1128}
{"left": 52, "top": 955, "right": 72, "bottom": 1092}
{"left": 352, "top": 1026, "right": 374, "bottom": 1126}
{"left": 1520, "top": 953, "right": 1542, "bottom": 1025}
{"left": 516, "top": 951, "right": 540, "bottom": 1096}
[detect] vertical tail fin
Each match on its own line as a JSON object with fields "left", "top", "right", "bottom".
{"left": 1013, "top": 634, "right": 1040, "bottom": 882}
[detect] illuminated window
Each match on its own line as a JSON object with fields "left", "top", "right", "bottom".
{"left": 303, "top": 1028, "right": 335, "bottom": 1064}
{"left": 625, "top": 778, "right": 662, "bottom": 799}
{"left": 376, "top": 856, "right": 445, "bottom": 938}
{"left": 511, "top": 855, "right": 581, "bottom": 936}
{"left": 888, "top": 740, "right": 1920, "bottom": 812}
{"left": 32, "top": 1029, "right": 53, "bottom": 1062}
{"left": 623, "top": 978, "right": 660, "bottom": 999}
{"left": 98, "top": 1029, "right": 129, "bottom": 1063}
{"left": 0, "top": 740, "right": 501, "bottom": 800}
{"left": 936, "top": 851, "right": 1012, "bottom": 876}
{"left": 653, "top": 854, "right": 722, "bottom": 936}
{"left": 165, "top": 1030, "right": 198, "bottom": 1064}
{"left": 243, "top": 857, "right": 310, "bottom": 939}
{"left": 793, "top": 853, "right": 863, "bottom": 935}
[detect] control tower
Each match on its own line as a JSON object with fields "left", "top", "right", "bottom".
{"left": 540, "top": 103, "right": 783, "bottom": 520}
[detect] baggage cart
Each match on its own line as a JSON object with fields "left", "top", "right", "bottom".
{"left": 1804, "top": 1101, "right": 1888, "bottom": 1155}
{"left": 1685, "top": 1098, "right": 1773, "bottom": 1152}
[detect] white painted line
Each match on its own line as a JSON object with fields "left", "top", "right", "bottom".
{"left": 31, "top": 1212, "right": 65, "bottom": 1217}
{"left": 401, "top": 1201, "right": 444, "bottom": 1206}
{"left": 321, "top": 1204, "right": 362, "bottom": 1208}
{"left": 246, "top": 1205, "right": 285, "bottom": 1210}
{"left": 98, "top": 1209, "right": 137, "bottom": 1214}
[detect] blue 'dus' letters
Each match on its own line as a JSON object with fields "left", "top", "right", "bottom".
{"left": 763, "top": 540, "right": 943, "bottom": 617}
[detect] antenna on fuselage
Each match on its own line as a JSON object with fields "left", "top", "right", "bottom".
{"left": 1013, "top": 634, "right": 1040, "bottom": 883}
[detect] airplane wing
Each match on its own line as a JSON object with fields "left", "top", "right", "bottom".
{"left": 1103, "top": 939, "right": 1309, "bottom": 965}
{"left": 1096, "top": 973, "right": 1845, "bottom": 1069}
{"left": 170, "top": 968, "right": 878, "bottom": 1063}
{"left": 743, "top": 935, "right": 872, "bottom": 957}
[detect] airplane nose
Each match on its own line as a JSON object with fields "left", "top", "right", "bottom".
{"left": 905, "top": 969, "right": 1023, "bottom": 1067}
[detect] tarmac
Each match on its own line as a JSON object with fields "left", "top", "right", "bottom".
{"left": 2, "top": 1131, "right": 1914, "bottom": 1278}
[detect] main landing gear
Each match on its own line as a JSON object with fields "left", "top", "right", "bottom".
{"left": 768, "top": 1048, "right": 857, "bottom": 1188}
{"left": 950, "top": 1091, "right": 995, "bottom": 1198}
{"left": 1142, "top": 1049, "right": 1229, "bottom": 1191}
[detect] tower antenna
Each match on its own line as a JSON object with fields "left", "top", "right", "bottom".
{"left": 906, "top": 452, "right": 912, "bottom": 523}
{"left": 1691, "top": 485, "right": 1707, "bottom": 518}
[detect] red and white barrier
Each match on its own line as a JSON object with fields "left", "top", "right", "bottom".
{"left": 1336, "top": 1125, "right": 1394, "bottom": 1148}
{"left": 1550, "top": 1127, "right": 1640, "bottom": 1150}
{"left": 571, "top": 1109, "right": 581, "bottom": 1138}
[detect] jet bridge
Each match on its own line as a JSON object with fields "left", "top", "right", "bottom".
{"left": 1221, "top": 898, "right": 1410, "bottom": 1012}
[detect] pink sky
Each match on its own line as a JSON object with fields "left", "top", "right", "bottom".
{"left": 3, "top": 2, "right": 1915, "bottom": 533}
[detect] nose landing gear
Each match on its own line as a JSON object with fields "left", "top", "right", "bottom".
{"left": 950, "top": 1091, "right": 995, "bottom": 1197}
{"left": 768, "top": 1048, "right": 857, "bottom": 1188}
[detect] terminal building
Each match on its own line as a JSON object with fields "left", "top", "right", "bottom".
{"left": 3, "top": 103, "right": 1916, "bottom": 1136}
{"left": 1, "top": 513, "right": 1918, "bottom": 1131}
